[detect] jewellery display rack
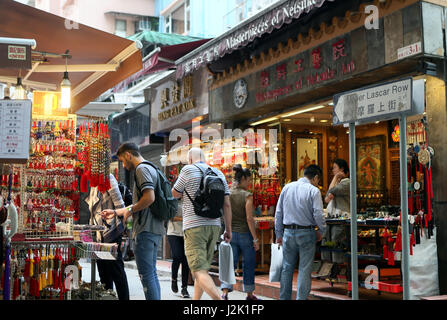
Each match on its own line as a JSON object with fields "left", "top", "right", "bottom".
{"left": 21, "top": 114, "right": 78, "bottom": 239}
{"left": 6, "top": 239, "right": 79, "bottom": 300}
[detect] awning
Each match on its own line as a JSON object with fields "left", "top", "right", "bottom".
{"left": 0, "top": 0, "right": 143, "bottom": 113}
{"left": 175, "top": 0, "right": 335, "bottom": 79}
{"left": 113, "top": 38, "right": 210, "bottom": 93}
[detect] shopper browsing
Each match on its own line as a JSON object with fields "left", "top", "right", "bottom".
{"left": 171, "top": 147, "right": 232, "bottom": 300}
{"left": 167, "top": 199, "right": 191, "bottom": 298}
{"left": 220, "top": 164, "right": 260, "bottom": 300}
{"left": 325, "top": 159, "right": 350, "bottom": 216}
{"left": 101, "top": 142, "right": 165, "bottom": 300}
{"left": 275, "top": 165, "right": 326, "bottom": 300}
{"left": 86, "top": 173, "right": 130, "bottom": 300}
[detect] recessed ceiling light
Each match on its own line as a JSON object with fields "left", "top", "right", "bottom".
{"left": 320, "top": 119, "right": 328, "bottom": 123}
{"left": 283, "top": 119, "right": 292, "bottom": 122}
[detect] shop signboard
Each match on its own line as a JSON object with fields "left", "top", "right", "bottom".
{"left": 150, "top": 68, "right": 209, "bottom": 134}
{"left": 177, "top": 0, "right": 334, "bottom": 79}
{"left": 0, "top": 99, "right": 32, "bottom": 163}
{"left": 0, "top": 43, "right": 32, "bottom": 69}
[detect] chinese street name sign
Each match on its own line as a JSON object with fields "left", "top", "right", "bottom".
{"left": 333, "top": 78, "right": 413, "bottom": 125}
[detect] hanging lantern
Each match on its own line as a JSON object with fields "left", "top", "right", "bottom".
{"left": 12, "top": 77, "right": 27, "bottom": 99}
{"left": 60, "top": 71, "right": 71, "bottom": 109}
{"left": 392, "top": 124, "right": 400, "bottom": 142}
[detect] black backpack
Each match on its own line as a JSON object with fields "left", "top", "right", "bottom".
{"left": 185, "top": 164, "right": 226, "bottom": 219}
{"left": 118, "top": 182, "right": 133, "bottom": 207}
{"left": 134, "top": 161, "right": 178, "bottom": 221}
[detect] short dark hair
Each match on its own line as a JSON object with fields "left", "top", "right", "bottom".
{"left": 304, "top": 164, "right": 323, "bottom": 180}
{"left": 117, "top": 142, "right": 141, "bottom": 157}
{"left": 233, "top": 164, "right": 251, "bottom": 183}
{"left": 334, "top": 159, "right": 349, "bottom": 174}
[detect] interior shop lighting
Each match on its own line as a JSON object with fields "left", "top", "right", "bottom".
{"left": 249, "top": 116, "right": 279, "bottom": 126}
{"left": 60, "top": 54, "right": 71, "bottom": 109}
{"left": 329, "top": 102, "right": 334, "bottom": 106}
{"left": 268, "top": 121, "right": 281, "bottom": 127}
{"left": 12, "top": 77, "right": 27, "bottom": 99}
{"left": 281, "top": 105, "right": 326, "bottom": 118}
{"left": 310, "top": 117, "right": 315, "bottom": 123}
{"left": 320, "top": 119, "right": 328, "bottom": 123}
{"left": 283, "top": 119, "right": 292, "bottom": 122}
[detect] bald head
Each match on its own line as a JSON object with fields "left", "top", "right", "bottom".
{"left": 188, "top": 147, "right": 206, "bottom": 164}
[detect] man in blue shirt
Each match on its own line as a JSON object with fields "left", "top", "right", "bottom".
{"left": 275, "top": 165, "right": 326, "bottom": 300}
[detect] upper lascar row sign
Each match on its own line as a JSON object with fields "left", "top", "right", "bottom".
{"left": 332, "top": 77, "right": 424, "bottom": 126}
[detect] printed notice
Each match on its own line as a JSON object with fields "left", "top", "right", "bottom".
{"left": 0, "top": 100, "right": 32, "bottom": 162}
{"left": 93, "top": 251, "right": 116, "bottom": 260}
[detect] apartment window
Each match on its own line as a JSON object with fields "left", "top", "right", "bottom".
{"left": 163, "top": 1, "right": 190, "bottom": 35}
{"left": 115, "top": 19, "right": 127, "bottom": 37}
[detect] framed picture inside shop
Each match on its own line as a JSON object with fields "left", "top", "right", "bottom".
{"left": 356, "top": 135, "right": 386, "bottom": 200}
{"left": 292, "top": 133, "right": 323, "bottom": 183}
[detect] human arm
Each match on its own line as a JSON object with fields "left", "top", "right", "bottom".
{"left": 222, "top": 195, "right": 232, "bottom": 243}
{"left": 274, "top": 188, "right": 286, "bottom": 246}
{"left": 313, "top": 189, "right": 327, "bottom": 238}
{"left": 325, "top": 173, "right": 344, "bottom": 203}
{"left": 245, "top": 195, "right": 259, "bottom": 251}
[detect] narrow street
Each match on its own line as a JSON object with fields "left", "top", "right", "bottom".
{"left": 78, "top": 259, "right": 274, "bottom": 300}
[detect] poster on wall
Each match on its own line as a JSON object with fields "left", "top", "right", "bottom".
{"left": 0, "top": 99, "right": 32, "bottom": 163}
{"left": 356, "top": 135, "right": 385, "bottom": 191}
{"left": 297, "top": 138, "right": 318, "bottom": 177}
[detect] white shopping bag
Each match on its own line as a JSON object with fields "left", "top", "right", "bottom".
{"left": 269, "top": 243, "right": 283, "bottom": 282}
{"left": 219, "top": 242, "right": 236, "bottom": 285}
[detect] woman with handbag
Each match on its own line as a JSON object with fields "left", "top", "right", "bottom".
{"left": 86, "top": 173, "right": 130, "bottom": 300}
{"left": 221, "top": 164, "right": 260, "bottom": 300}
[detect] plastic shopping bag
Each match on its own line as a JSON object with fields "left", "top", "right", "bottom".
{"left": 219, "top": 242, "right": 236, "bottom": 285}
{"left": 269, "top": 243, "right": 283, "bottom": 282}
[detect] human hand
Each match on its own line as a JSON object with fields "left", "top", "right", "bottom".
{"left": 253, "top": 240, "right": 260, "bottom": 251}
{"left": 316, "top": 231, "right": 322, "bottom": 242}
{"left": 223, "top": 230, "right": 232, "bottom": 243}
{"left": 276, "top": 238, "right": 283, "bottom": 247}
{"left": 101, "top": 209, "right": 116, "bottom": 220}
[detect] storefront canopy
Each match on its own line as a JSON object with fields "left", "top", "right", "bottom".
{"left": 0, "top": 0, "right": 143, "bottom": 113}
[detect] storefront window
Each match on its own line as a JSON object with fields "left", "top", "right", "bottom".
{"left": 114, "top": 19, "right": 127, "bottom": 37}
{"left": 163, "top": 1, "right": 190, "bottom": 35}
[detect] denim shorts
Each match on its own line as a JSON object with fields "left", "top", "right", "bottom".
{"left": 184, "top": 225, "right": 221, "bottom": 272}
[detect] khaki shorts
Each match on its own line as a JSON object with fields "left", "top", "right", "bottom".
{"left": 184, "top": 225, "right": 221, "bottom": 272}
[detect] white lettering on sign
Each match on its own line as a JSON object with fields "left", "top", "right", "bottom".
{"left": 397, "top": 42, "right": 422, "bottom": 60}
{"left": 8, "top": 46, "right": 26, "bottom": 60}
{"left": 333, "top": 78, "right": 413, "bottom": 125}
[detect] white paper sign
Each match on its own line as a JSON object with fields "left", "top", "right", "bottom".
{"left": 0, "top": 100, "right": 32, "bottom": 161}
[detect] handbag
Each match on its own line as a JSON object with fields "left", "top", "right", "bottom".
{"left": 102, "top": 215, "right": 125, "bottom": 243}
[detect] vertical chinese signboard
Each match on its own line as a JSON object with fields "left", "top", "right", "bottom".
{"left": 0, "top": 100, "right": 32, "bottom": 163}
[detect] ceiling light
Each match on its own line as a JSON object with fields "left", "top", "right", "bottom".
{"left": 310, "top": 117, "right": 315, "bottom": 123}
{"left": 60, "top": 55, "right": 71, "bottom": 109}
{"left": 281, "top": 105, "right": 326, "bottom": 118}
{"left": 12, "top": 77, "right": 27, "bottom": 99}
{"left": 283, "top": 119, "right": 292, "bottom": 122}
{"left": 375, "top": 121, "right": 380, "bottom": 124}
{"left": 288, "top": 129, "right": 292, "bottom": 132}
{"left": 329, "top": 102, "right": 334, "bottom": 106}
{"left": 320, "top": 119, "right": 328, "bottom": 123}
{"left": 250, "top": 116, "right": 278, "bottom": 126}
{"left": 268, "top": 121, "right": 281, "bottom": 127}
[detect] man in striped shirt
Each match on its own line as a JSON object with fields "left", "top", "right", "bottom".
{"left": 172, "top": 147, "right": 232, "bottom": 300}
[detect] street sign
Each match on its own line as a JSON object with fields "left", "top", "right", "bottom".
{"left": 333, "top": 77, "right": 414, "bottom": 125}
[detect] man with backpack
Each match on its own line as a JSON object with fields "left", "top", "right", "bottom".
{"left": 171, "top": 147, "right": 232, "bottom": 300}
{"left": 101, "top": 142, "right": 177, "bottom": 300}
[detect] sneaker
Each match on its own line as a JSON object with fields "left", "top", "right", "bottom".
{"left": 246, "top": 295, "right": 261, "bottom": 300}
{"left": 221, "top": 294, "right": 228, "bottom": 300}
{"left": 181, "top": 288, "right": 190, "bottom": 298}
{"left": 171, "top": 280, "right": 178, "bottom": 294}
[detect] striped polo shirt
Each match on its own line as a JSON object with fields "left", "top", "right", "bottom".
{"left": 173, "top": 162, "right": 230, "bottom": 231}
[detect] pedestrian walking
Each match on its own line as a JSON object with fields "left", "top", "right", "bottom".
{"left": 171, "top": 147, "right": 232, "bottom": 300}
{"left": 101, "top": 142, "right": 165, "bottom": 300}
{"left": 221, "top": 164, "right": 260, "bottom": 300}
{"left": 274, "top": 165, "right": 326, "bottom": 300}
{"left": 86, "top": 173, "right": 130, "bottom": 300}
{"left": 167, "top": 199, "right": 191, "bottom": 298}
